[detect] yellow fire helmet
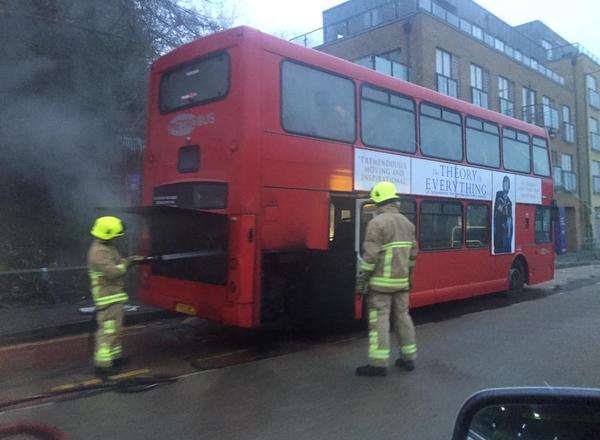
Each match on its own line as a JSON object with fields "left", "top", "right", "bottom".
{"left": 91, "top": 216, "right": 125, "bottom": 240}
{"left": 370, "top": 181, "right": 399, "bottom": 205}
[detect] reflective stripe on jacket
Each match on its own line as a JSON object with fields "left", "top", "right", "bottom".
{"left": 360, "top": 203, "right": 417, "bottom": 293}
{"left": 87, "top": 239, "right": 128, "bottom": 307}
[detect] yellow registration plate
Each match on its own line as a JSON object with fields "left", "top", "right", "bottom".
{"left": 175, "top": 303, "right": 197, "bottom": 316}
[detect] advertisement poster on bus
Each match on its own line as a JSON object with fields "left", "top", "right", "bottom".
{"left": 492, "top": 172, "right": 516, "bottom": 255}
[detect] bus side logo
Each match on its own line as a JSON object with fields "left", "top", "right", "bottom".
{"left": 168, "top": 113, "right": 216, "bottom": 136}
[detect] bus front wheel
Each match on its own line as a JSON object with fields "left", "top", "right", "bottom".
{"left": 509, "top": 259, "right": 526, "bottom": 292}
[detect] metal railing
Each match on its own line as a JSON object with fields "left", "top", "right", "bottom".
{"left": 562, "top": 122, "right": 575, "bottom": 143}
{"left": 471, "top": 88, "right": 488, "bottom": 108}
{"left": 498, "top": 97, "right": 514, "bottom": 117}
{"left": 589, "top": 88, "right": 600, "bottom": 109}
{"left": 437, "top": 74, "right": 458, "bottom": 98}
{"left": 522, "top": 105, "right": 537, "bottom": 125}
{"left": 541, "top": 104, "right": 559, "bottom": 131}
{"left": 590, "top": 132, "right": 600, "bottom": 151}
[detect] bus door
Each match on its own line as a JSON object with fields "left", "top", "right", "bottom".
{"left": 305, "top": 196, "right": 357, "bottom": 323}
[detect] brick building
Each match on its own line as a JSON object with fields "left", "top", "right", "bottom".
{"left": 292, "top": 0, "right": 600, "bottom": 251}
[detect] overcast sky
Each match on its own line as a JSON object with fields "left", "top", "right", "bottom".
{"left": 226, "top": 0, "right": 600, "bottom": 56}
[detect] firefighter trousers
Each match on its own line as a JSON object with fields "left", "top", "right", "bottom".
{"left": 368, "top": 290, "right": 417, "bottom": 368}
{"left": 94, "top": 303, "right": 124, "bottom": 368}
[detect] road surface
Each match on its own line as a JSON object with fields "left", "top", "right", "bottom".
{"left": 1, "top": 264, "right": 599, "bottom": 439}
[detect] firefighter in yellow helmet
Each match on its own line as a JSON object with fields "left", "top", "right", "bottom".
{"left": 356, "top": 182, "right": 418, "bottom": 377}
{"left": 88, "top": 216, "right": 143, "bottom": 379}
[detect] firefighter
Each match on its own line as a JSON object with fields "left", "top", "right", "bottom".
{"left": 355, "top": 182, "right": 418, "bottom": 377}
{"left": 88, "top": 216, "right": 142, "bottom": 379}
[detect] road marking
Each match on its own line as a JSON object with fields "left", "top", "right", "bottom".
{"left": 50, "top": 368, "right": 150, "bottom": 392}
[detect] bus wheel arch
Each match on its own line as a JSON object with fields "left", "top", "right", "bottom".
{"left": 509, "top": 255, "right": 529, "bottom": 291}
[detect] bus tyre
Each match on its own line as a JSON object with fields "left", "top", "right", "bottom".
{"left": 509, "top": 260, "right": 526, "bottom": 292}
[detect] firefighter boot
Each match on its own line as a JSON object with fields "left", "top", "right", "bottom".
{"left": 356, "top": 365, "right": 387, "bottom": 377}
{"left": 113, "top": 357, "right": 130, "bottom": 369}
{"left": 94, "top": 366, "right": 119, "bottom": 380}
{"left": 395, "top": 358, "right": 415, "bottom": 372}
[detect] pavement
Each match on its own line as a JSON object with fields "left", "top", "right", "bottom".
{"left": 0, "top": 264, "right": 600, "bottom": 439}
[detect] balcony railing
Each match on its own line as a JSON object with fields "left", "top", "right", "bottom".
{"left": 590, "top": 132, "right": 600, "bottom": 151}
{"left": 541, "top": 105, "right": 559, "bottom": 131}
{"left": 499, "top": 98, "right": 514, "bottom": 117}
{"left": 563, "top": 171, "right": 577, "bottom": 193}
{"left": 290, "top": 0, "right": 568, "bottom": 86}
{"left": 437, "top": 74, "right": 458, "bottom": 98}
{"left": 522, "top": 105, "right": 537, "bottom": 125}
{"left": 562, "top": 122, "right": 575, "bottom": 143}
{"left": 471, "top": 88, "right": 488, "bottom": 108}
{"left": 589, "top": 88, "right": 600, "bottom": 109}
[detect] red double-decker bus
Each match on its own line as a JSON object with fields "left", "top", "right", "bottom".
{"left": 137, "top": 26, "right": 554, "bottom": 328}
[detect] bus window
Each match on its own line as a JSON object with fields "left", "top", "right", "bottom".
{"left": 419, "top": 200, "right": 463, "bottom": 250}
{"left": 466, "top": 204, "right": 490, "bottom": 248}
{"left": 532, "top": 137, "right": 551, "bottom": 176}
{"left": 419, "top": 103, "right": 463, "bottom": 161}
{"left": 535, "top": 206, "right": 552, "bottom": 243}
{"left": 361, "top": 84, "right": 416, "bottom": 153}
{"left": 281, "top": 61, "right": 356, "bottom": 143}
{"left": 466, "top": 117, "right": 500, "bottom": 168}
{"left": 159, "top": 51, "right": 230, "bottom": 114}
{"left": 503, "top": 128, "right": 531, "bottom": 173}
{"left": 329, "top": 198, "right": 355, "bottom": 251}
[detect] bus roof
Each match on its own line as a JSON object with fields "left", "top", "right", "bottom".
{"left": 153, "top": 25, "right": 548, "bottom": 138}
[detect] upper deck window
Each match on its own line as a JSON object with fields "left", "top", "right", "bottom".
{"left": 503, "top": 128, "right": 531, "bottom": 174}
{"left": 281, "top": 60, "right": 356, "bottom": 143}
{"left": 419, "top": 103, "right": 463, "bottom": 161}
{"left": 159, "top": 52, "right": 230, "bottom": 114}
{"left": 360, "top": 84, "right": 416, "bottom": 153}
{"left": 466, "top": 117, "right": 500, "bottom": 168}
{"left": 532, "top": 136, "right": 551, "bottom": 177}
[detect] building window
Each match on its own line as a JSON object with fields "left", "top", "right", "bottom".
{"left": 561, "top": 153, "right": 577, "bottom": 193}
{"left": 472, "top": 24, "right": 483, "bottom": 40}
{"left": 541, "top": 39, "right": 553, "bottom": 60}
{"left": 562, "top": 105, "right": 575, "bottom": 143}
{"left": 590, "top": 117, "right": 600, "bottom": 151}
{"left": 522, "top": 87, "right": 537, "bottom": 124}
{"left": 535, "top": 206, "right": 552, "bottom": 243}
{"left": 541, "top": 96, "right": 559, "bottom": 131}
{"left": 494, "top": 38, "right": 505, "bottom": 52}
{"left": 466, "top": 204, "right": 490, "bottom": 248}
{"left": 592, "top": 161, "right": 600, "bottom": 194}
{"left": 420, "top": 103, "right": 463, "bottom": 161}
{"left": 588, "top": 75, "right": 600, "bottom": 109}
{"left": 436, "top": 48, "right": 458, "bottom": 97}
{"left": 419, "top": 201, "right": 463, "bottom": 250}
{"left": 281, "top": 61, "right": 356, "bottom": 143}
{"left": 355, "top": 50, "right": 409, "bottom": 81}
{"left": 498, "top": 76, "right": 514, "bottom": 117}
{"left": 503, "top": 128, "right": 531, "bottom": 173}
{"left": 360, "top": 85, "right": 416, "bottom": 153}
{"left": 466, "top": 117, "right": 500, "bottom": 168}
{"left": 470, "top": 64, "right": 488, "bottom": 108}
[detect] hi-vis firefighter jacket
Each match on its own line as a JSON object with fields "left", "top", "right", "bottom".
{"left": 359, "top": 203, "right": 417, "bottom": 293}
{"left": 87, "top": 239, "right": 128, "bottom": 308}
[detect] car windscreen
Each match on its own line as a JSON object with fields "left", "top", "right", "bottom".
{"left": 159, "top": 51, "right": 230, "bottom": 114}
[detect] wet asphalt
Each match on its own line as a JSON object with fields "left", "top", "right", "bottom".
{"left": 1, "top": 266, "right": 600, "bottom": 439}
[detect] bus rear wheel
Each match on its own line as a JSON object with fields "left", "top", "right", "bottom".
{"left": 509, "top": 259, "right": 526, "bottom": 292}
